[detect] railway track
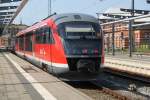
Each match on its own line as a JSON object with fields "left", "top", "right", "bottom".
{"left": 99, "top": 68, "right": 150, "bottom": 100}
{"left": 66, "top": 81, "right": 126, "bottom": 100}
{"left": 96, "top": 84, "right": 129, "bottom": 100}
{"left": 65, "top": 69, "right": 150, "bottom": 100}
{"left": 103, "top": 67, "right": 150, "bottom": 83}
{"left": 100, "top": 87, "right": 127, "bottom": 100}
{"left": 8, "top": 51, "right": 150, "bottom": 100}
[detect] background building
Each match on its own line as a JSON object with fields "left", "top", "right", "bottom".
{"left": 0, "top": 24, "right": 28, "bottom": 48}
{"left": 99, "top": 7, "right": 150, "bottom": 52}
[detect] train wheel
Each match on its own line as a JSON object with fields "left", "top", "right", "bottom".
{"left": 43, "top": 67, "right": 48, "bottom": 72}
{"left": 42, "top": 64, "right": 48, "bottom": 72}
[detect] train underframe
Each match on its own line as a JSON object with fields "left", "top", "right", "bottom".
{"left": 67, "top": 57, "right": 101, "bottom": 73}
{"left": 15, "top": 51, "right": 102, "bottom": 81}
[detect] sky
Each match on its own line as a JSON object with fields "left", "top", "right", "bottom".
{"left": 13, "top": 0, "right": 150, "bottom": 25}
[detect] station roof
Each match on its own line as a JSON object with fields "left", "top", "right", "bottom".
{"left": 98, "top": 7, "right": 150, "bottom": 23}
{"left": 0, "top": 0, "right": 21, "bottom": 3}
{"left": 0, "top": 0, "right": 28, "bottom": 35}
{"left": 0, "top": 0, "right": 21, "bottom": 25}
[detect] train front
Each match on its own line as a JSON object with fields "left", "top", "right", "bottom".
{"left": 55, "top": 14, "right": 104, "bottom": 77}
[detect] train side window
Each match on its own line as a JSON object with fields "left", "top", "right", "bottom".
{"left": 19, "top": 36, "right": 24, "bottom": 51}
{"left": 43, "top": 26, "right": 54, "bottom": 44}
{"left": 42, "top": 27, "right": 47, "bottom": 44}
{"left": 35, "top": 26, "right": 54, "bottom": 44}
{"left": 25, "top": 32, "right": 33, "bottom": 52}
{"left": 35, "top": 28, "right": 43, "bottom": 44}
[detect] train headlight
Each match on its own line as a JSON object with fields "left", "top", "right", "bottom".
{"left": 82, "top": 49, "right": 88, "bottom": 54}
{"left": 94, "top": 49, "right": 99, "bottom": 54}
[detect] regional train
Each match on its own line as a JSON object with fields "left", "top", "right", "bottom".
{"left": 15, "top": 13, "right": 104, "bottom": 76}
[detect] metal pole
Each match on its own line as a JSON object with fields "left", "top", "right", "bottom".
{"left": 50, "top": 0, "right": 51, "bottom": 15}
{"left": 48, "top": 0, "right": 51, "bottom": 16}
{"left": 107, "top": 34, "right": 110, "bottom": 53}
{"left": 112, "top": 23, "right": 115, "bottom": 56}
{"left": 131, "top": 0, "right": 135, "bottom": 52}
{"left": 131, "top": 0, "right": 134, "bottom": 17}
{"left": 128, "top": 21, "right": 132, "bottom": 57}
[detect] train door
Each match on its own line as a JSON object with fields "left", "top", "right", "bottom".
{"left": 42, "top": 26, "right": 51, "bottom": 61}
{"left": 35, "top": 28, "right": 43, "bottom": 59}
{"left": 18, "top": 36, "right": 24, "bottom": 52}
{"left": 42, "top": 26, "right": 53, "bottom": 72}
{"left": 15, "top": 37, "right": 19, "bottom": 51}
{"left": 24, "top": 32, "right": 33, "bottom": 56}
{"left": 32, "top": 30, "right": 36, "bottom": 57}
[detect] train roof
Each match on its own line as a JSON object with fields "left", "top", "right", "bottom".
{"left": 17, "top": 13, "right": 99, "bottom": 36}
{"left": 51, "top": 13, "right": 99, "bottom": 25}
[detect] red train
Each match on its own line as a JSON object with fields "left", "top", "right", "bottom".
{"left": 15, "top": 13, "right": 104, "bottom": 76}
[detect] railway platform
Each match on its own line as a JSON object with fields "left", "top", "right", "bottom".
{"left": 0, "top": 52, "right": 92, "bottom": 100}
{"left": 104, "top": 54, "right": 150, "bottom": 77}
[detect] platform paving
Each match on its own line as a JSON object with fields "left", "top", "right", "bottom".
{"left": 0, "top": 52, "right": 92, "bottom": 100}
{"left": 104, "top": 54, "right": 150, "bottom": 77}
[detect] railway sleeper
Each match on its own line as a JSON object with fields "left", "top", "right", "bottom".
{"left": 102, "top": 88, "right": 129, "bottom": 100}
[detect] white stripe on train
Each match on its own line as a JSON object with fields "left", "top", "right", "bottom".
{"left": 16, "top": 51, "right": 69, "bottom": 68}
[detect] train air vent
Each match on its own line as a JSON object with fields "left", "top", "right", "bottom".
{"left": 74, "top": 15, "right": 81, "bottom": 19}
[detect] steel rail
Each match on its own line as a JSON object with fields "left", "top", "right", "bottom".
{"left": 92, "top": 82, "right": 129, "bottom": 100}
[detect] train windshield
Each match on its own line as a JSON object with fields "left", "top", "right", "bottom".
{"left": 58, "top": 22, "right": 101, "bottom": 39}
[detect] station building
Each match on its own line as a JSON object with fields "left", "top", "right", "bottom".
{"left": 99, "top": 8, "right": 150, "bottom": 51}
{"left": 0, "top": 37, "right": 8, "bottom": 48}
{"left": 0, "top": 24, "right": 28, "bottom": 48}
